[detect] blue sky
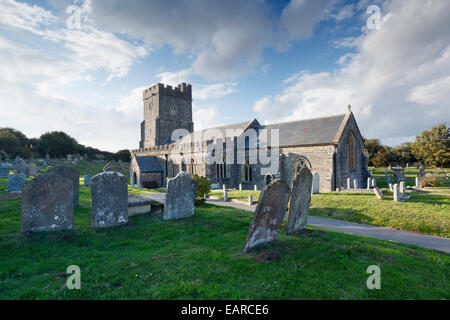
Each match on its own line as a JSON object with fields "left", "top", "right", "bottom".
{"left": 1, "top": 0, "right": 449, "bottom": 151}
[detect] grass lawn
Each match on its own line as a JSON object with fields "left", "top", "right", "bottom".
{"left": 0, "top": 177, "right": 449, "bottom": 299}
{"left": 211, "top": 189, "right": 449, "bottom": 238}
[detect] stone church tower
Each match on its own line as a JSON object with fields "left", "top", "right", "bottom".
{"left": 140, "top": 83, "right": 194, "bottom": 148}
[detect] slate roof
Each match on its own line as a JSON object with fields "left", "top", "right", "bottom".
{"left": 135, "top": 156, "right": 163, "bottom": 173}
{"left": 258, "top": 114, "right": 347, "bottom": 147}
{"left": 169, "top": 113, "right": 348, "bottom": 148}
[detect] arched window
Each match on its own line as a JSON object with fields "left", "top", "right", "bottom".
{"left": 348, "top": 131, "right": 356, "bottom": 171}
{"left": 244, "top": 160, "right": 253, "bottom": 182}
{"left": 189, "top": 158, "right": 196, "bottom": 175}
{"left": 292, "top": 156, "right": 311, "bottom": 177}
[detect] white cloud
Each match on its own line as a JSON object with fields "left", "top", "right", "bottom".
{"left": 193, "top": 106, "right": 222, "bottom": 131}
{"left": 253, "top": 0, "right": 450, "bottom": 144}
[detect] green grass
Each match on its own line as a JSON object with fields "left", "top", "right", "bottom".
{"left": 211, "top": 189, "right": 449, "bottom": 238}
{"left": 0, "top": 177, "right": 449, "bottom": 299}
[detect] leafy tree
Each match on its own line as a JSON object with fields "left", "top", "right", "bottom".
{"left": 36, "top": 131, "right": 78, "bottom": 158}
{"left": 412, "top": 124, "right": 449, "bottom": 167}
{"left": 371, "top": 149, "right": 389, "bottom": 167}
{"left": 115, "top": 149, "right": 131, "bottom": 162}
{"left": 0, "top": 127, "right": 31, "bottom": 158}
{"left": 364, "top": 138, "right": 384, "bottom": 166}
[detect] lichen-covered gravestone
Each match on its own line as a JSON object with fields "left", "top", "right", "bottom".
{"left": 163, "top": 171, "right": 197, "bottom": 220}
{"left": 84, "top": 175, "right": 92, "bottom": 186}
{"left": 16, "top": 160, "right": 30, "bottom": 177}
{"left": 243, "top": 179, "right": 291, "bottom": 253}
{"left": 91, "top": 171, "right": 128, "bottom": 228}
{"left": 21, "top": 172, "right": 74, "bottom": 233}
{"left": 48, "top": 166, "right": 80, "bottom": 206}
{"left": 7, "top": 174, "right": 26, "bottom": 192}
{"left": 285, "top": 167, "right": 313, "bottom": 235}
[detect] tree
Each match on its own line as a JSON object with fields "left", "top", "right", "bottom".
{"left": 364, "top": 138, "right": 384, "bottom": 166}
{"left": 412, "top": 124, "right": 450, "bottom": 167}
{"left": 36, "top": 131, "right": 79, "bottom": 158}
{"left": 115, "top": 149, "right": 131, "bottom": 162}
{"left": 0, "top": 127, "right": 31, "bottom": 158}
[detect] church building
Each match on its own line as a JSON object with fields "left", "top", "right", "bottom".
{"left": 130, "top": 83, "right": 370, "bottom": 192}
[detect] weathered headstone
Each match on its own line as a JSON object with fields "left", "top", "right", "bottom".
{"left": 371, "top": 178, "right": 377, "bottom": 188}
{"left": 419, "top": 165, "right": 425, "bottom": 178}
{"left": 415, "top": 176, "right": 420, "bottom": 188}
{"left": 347, "top": 177, "right": 351, "bottom": 189}
{"left": 48, "top": 166, "right": 80, "bottom": 206}
{"left": 367, "top": 177, "right": 371, "bottom": 189}
{"left": 163, "top": 172, "right": 197, "bottom": 220}
{"left": 353, "top": 178, "right": 358, "bottom": 190}
{"left": 373, "top": 187, "right": 384, "bottom": 200}
{"left": 84, "top": 174, "right": 92, "bottom": 186}
{"left": 254, "top": 185, "right": 258, "bottom": 191}
{"left": 91, "top": 171, "right": 128, "bottom": 228}
{"left": 21, "top": 172, "right": 74, "bottom": 233}
{"left": 286, "top": 167, "right": 312, "bottom": 235}
{"left": 0, "top": 167, "right": 8, "bottom": 178}
{"left": 399, "top": 181, "right": 406, "bottom": 198}
{"left": 67, "top": 154, "right": 72, "bottom": 161}
{"left": 224, "top": 189, "right": 228, "bottom": 201}
{"left": 312, "top": 172, "right": 320, "bottom": 194}
{"left": 248, "top": 195, "right": 253, "bottom": 205}
{"left": 7, "top": 174, "right": 26, "bottom": 192}
{"left": 243, "top": 179, "right": 290, "bottom": 253}
{"left": 29, "top": 163, "right": 38, "bottom": 176}
{"left": 239, "top": 184, "right": 242, "bottom": 191}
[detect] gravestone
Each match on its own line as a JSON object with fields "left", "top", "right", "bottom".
{"left": 0, "top": 167, "right": 8, "bottom": 178}
{"left": 67, "top": 154, "right": 72, "bottom": 161}
{"left": 248, "top": 195, "right": 253, "bottom": 205}
{"left": 239, "top": 184, "right": 242, "bottom": 191}
{"left": 16, "top": 160, "right": 29, "bottom": 177}
{"left": 393, "top": 183, "right": 401, "bottom": 202}
{"left": 84, "top": 175, "right": 92, "bottom": 186}
{"left": 243, "top": 179, "right": 290, "bottom": 253}
{"left": 415, "top": 176, "right": 420, "bottom": 188}
{"left": 373, "top": 187, "right": 384, "bottom": 200}
{"left": 371, "top": 178, "right": 377, "bottom": 188}
{"left": 367, "top": 177, "right": 371, "bottom": 189}
{"left": 353, "top": 178, "right": 358, "bottom": 190}
{"left": 389, "top": 183, "right": 394, "bottom": 192}
{"left": 399, "top": 181, "right": 406, "bottom": 198}
{"left": 224, "top": 189, "right": 228, "bottom": 201}
{"left": 48, "top": 166, "right": 80, "bottom": 206}
{"left": 347, "top": 177, "right": 351, "bottom": 189}
{"left": 29, "top": 163, "right": 38, "bottom": 176}
{"left": 91, "top": 171, "right": 128, "bottom": 228}
{"left": 311, "top": 172, "right": 320, "bottom": 194}
{"left": 254, "top": 185, "right": 258, "bottom": 191}
{"left": 163, "top": 172, "right": 197, "bottom": 220}
{"left": 21, "top": 172, "right": 74, "bottom": 233}
{"left": 419, "top": 165, "right": 425, "bottom": 178}
{"left": 286, "top": 167, "right": 312, "bottom": 235}
{"left": 7, "top": 174, "right": 26, "bottom": 192}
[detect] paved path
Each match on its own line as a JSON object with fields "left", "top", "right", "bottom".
{"left": 206, "top": 199, "right": 450, "bottom": 254}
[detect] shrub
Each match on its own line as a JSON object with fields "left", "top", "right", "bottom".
{"left": 191, "top": 174, "right": 210, "bottom": 198}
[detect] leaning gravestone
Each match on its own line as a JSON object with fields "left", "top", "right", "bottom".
{"left": 373, "top": 187, "right": 384, "bottom": 200}
{"left": 48, "top": 166, "right": 80, "bottom": 206}
{"left": 21, "top": 172, "right": 74, "bottom": 233}
{"left": 7, "top": 174, "right": 26, "bottom": 192}
{"left": 163, "top": 171, "right": 197, "bottom": 220}
{"left": 84, "top": 174, "right": 92, "bottom": 186}
{"left": 311, "top": 172, "right": 320, "bottom": 194}
{"left": 286, "top": 167, "right": 313, "bottom": 235}
{"left": 29, "top": 163, "right": 38, "bottom": 176}
{"left": 91, "top": 172, "right": 128, "bottom": 228}
{"left": 243, "top": 179, "right": 290, "bottom": 253}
